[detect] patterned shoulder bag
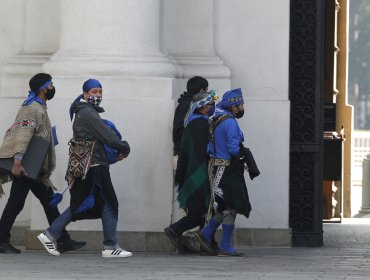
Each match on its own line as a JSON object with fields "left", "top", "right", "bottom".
{"left": 65, "top": 138, "right": 96, "bottom": 186}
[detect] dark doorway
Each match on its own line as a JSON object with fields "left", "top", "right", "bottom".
{"left": 289, "top": 0, "right": 325, "bottom": 246}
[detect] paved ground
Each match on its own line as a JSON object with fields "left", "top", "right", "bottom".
{"left": 0, "top": 187, "right": 367, "bottom": 280}
{"left": 1, "top": 221, "right": 370, "bottom": 280}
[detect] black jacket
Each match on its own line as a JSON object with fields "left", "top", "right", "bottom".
{"left": 172, "top": 92, "right": 193, "bottom": 155}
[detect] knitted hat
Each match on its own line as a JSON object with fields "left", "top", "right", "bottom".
{"left": 218, "top": 88, "right": 244, "bottom": 108}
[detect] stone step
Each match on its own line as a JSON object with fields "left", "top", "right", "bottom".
{"left": 10, "top": 226, "right": 291, "bottom": 251}
{"left": 10, "top": 223, "right": 30, "bottom": 246}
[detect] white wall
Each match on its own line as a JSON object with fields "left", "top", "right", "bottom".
{"left": 215, "top": 0, "right": 290, "bottom": 228}
{"left": 0, "top": 0, "right": 291, "bottom": 233}
{"left": 0, "top": 0, "right": 24, "bottom": 67}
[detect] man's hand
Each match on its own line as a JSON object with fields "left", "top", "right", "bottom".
{"left": 11, "top": 159, "right": 28, "bottom": 177}
{"left": 116, "top": 153, "right": 127, "bottom": 162}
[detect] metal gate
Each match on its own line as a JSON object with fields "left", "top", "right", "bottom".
{"left": 289, "top": 0, "right": 325, "bottom": 246}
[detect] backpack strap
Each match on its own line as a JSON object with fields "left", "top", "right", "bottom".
{"left": 209, "top": 114, "right": 231, "bottom": 156}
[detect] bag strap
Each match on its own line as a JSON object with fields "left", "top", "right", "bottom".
{"left": 209, "top": 114, "right": 231, "bottom": 156}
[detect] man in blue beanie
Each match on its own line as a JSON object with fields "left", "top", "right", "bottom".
{"left": 38, "top": 79, "right": 132, "bottom": 258}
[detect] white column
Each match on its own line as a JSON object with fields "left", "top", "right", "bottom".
{"left": 43, "top": 0, "right": 175, "bottom": 78}
{"left": 29, "top": 0, "right": 176, "bottom": 233}
{"left": 0, "top": 0, "right": 60, "bottom": 97}
{"left": 162, "top": 0, "right": 230, "bottom": 98}
{"left": 0, "top": 0, "right": 60, "bottom": 227}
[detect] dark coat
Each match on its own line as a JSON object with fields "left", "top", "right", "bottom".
{"left": 70, "top": 165, "right": 118, "bottom": 220}
{"left": 172, "top": 92, "right": 193, "bottom": 155}
{"left": 175, "top": 116, "right": 210, "bottom": 211}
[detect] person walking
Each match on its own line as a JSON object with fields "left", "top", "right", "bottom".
{"left": 165, "top": 91, "right": 218, "bottom": 254}
{"left": 37, "top": 79, "right": 132, "bottom": 258}
{"left": 171, "top": 76, "right": 212, "bottom": 253}
{"left": 0, "top": 73, "right": 85, "bottom": 253}
{"left": 194, "top": 88, "right": 252, "bottom": 257}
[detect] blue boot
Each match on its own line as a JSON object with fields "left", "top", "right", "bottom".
{"left": 201, "top": 218, "right": 220, "bottom": 243}
{"left": 193, "top": 218, "right": 220, "bottom": 253}
{"left": 218, "top": 224, "right": 243, "bottom": 257}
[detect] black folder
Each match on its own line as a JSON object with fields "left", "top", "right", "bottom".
{"left": 0, "top": 136, "right": 50, "bottom": 181}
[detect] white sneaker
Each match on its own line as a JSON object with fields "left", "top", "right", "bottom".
{"left": 102, "top": 248, "right": 132, "bottom": 258}
{"left": 37, "top": 232, "right": 60, "bottom": 256}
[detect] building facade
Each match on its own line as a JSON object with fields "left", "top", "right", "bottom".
{"left": 0, "top": 0, "right": 343, "bottom": 250}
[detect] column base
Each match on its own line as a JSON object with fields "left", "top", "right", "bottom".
{"left": 1, "top": 53, "right": 52, "bottom": 97}
{"left": 359, "top": 208, "right": 370, "bottom": 214}
{"left": 169, "top": 54, "right": 231, "bottom": 100}
{"left": 43, "top": 53, "right": 176, "bottom": 78}
{"left": 172, "top": 78, "right": 231, "bottom": 102}
{"left": 22, "top": 228, "right": 291, "bottom": 251}
{"left": 171, "top": 54, "right": 231, "bottom": 79}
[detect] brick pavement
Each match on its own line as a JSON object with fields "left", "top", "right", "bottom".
{"left": 1, "top": 222, "right": 370, "bottom": 280}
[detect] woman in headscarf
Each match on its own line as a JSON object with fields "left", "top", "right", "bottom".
{"left": 164, "top": 91, "right": 219, "bottom": 254}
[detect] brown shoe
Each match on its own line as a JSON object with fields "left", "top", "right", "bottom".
{"left": 179, "top": 235, "right": 200, "bottom": 254}
{"left": 192, "top": 231, "right": 213, "bottom": 253}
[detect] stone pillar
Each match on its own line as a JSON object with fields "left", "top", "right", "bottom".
{"left": 29, "top": 0, "right": 177, "bottom": 237}
{"left": 0, "top": 0, "right": 60, "bottom": 97}
{"left": 162, "top": 0, "right": 230, "bottom": 99}
{"left": 360, "top": 155, "right": 370, "bottom": 214}
{"left": 43, "top": 0, "right": 175, "bottom": 79}
{"left": 0, "top": 0, "right": 60, "bottom": 227}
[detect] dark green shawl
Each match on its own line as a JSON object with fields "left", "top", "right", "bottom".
{"left": 175, "top": 116, "right": 210, "bottom": 210}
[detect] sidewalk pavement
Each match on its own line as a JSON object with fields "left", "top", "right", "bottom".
{"left": 1, "top": 222, "right": 370, "bottom": 280}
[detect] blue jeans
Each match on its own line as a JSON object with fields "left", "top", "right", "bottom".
{"left": 46, "top": 202, "right": 118, "bottom": 249}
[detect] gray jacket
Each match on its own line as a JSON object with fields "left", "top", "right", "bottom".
{"left": 70, "top": 100, "right": 130, "bottom": 167}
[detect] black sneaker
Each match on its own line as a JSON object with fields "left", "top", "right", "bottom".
{"left": 0, "top": 242, "right": 21, "bottom": 254}
{"left": 164, "top": 226, "right": 182, "bottom": 251}
{"left": 57, "top": 239, "right": 86, "bottom": 253}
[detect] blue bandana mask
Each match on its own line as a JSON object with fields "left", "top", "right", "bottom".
{"left": 87, "top": 96, "right": 102, "bottom": 107}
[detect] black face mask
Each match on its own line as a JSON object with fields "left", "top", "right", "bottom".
{"left": 236, "top": 109, "right": 244, "bottom": 119}
{"left": 45, "top": 87, "right": 56, "bottom": 100}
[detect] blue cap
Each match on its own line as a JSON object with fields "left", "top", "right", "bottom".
{"left": 83, "top": 79, "right": 102, "bottom": 92}
{"left": 218, "top": 88, "right": 244, "bottom": 108}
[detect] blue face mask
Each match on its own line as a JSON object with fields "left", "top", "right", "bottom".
{"left": 207, "top": 105, "right": 216, "bottom": 117}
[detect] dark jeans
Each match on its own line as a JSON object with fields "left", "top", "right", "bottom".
{"left": 0, "top": 177, "right": 70, "bottom": 243}
{"left": 170, "top": 193, "right": 206, "bottom": 235}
